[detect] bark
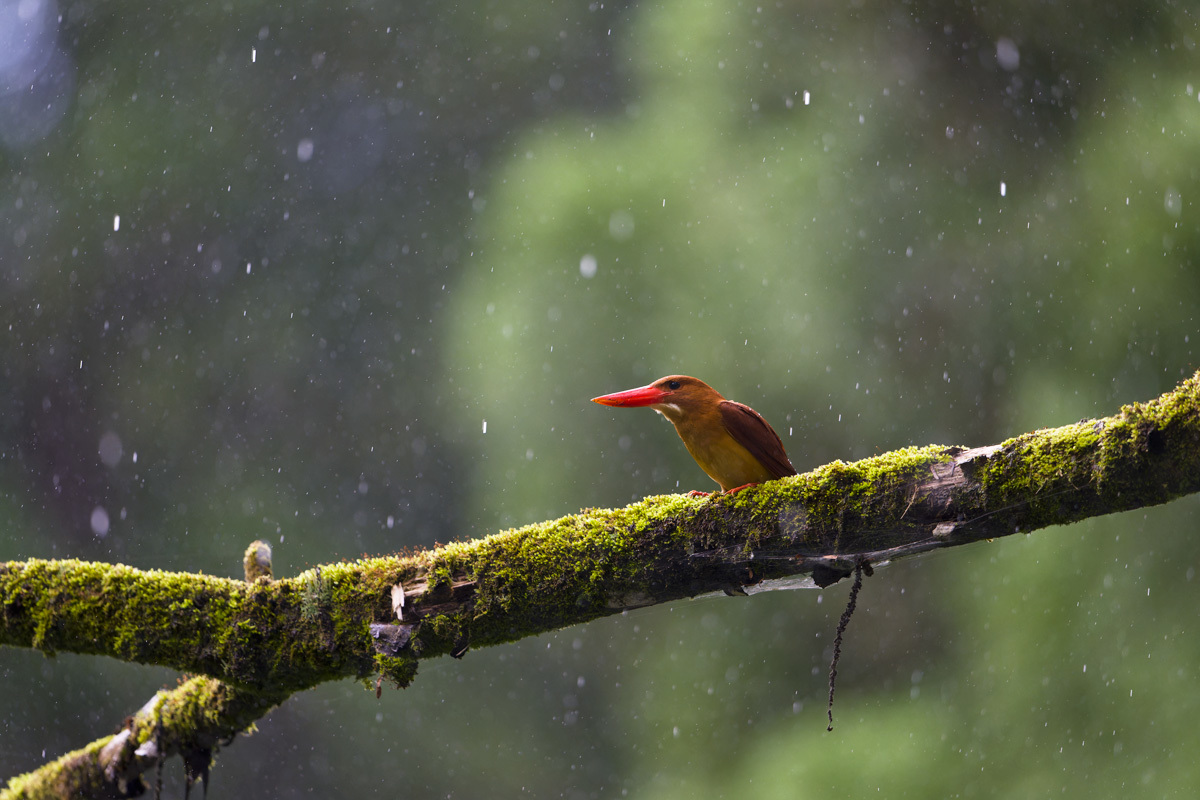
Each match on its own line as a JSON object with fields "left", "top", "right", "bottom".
{"left": 3, "top": 370, "right": 1199, "bottom": 797}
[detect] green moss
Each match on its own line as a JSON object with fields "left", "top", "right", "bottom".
{"left": 960, "top": 372, "right": 1200, "bottom": 533}
{"left": 747, "top": 445, "right": 957, "bottom": 552}
{"left": 409, "top": 497, "right": 666, "bottom": 650}
{"left": 300, "top": 567, "right": 331, "bottom": 622}
{"left": 373, "top": 653, "right": 419, "bottom": 688}
{"left": 979, "top": 421, "right": 1101, "bottom": 502}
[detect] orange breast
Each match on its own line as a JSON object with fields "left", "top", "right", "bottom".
{"left": 672, "top": 415, "right": 777, "bottom": 491}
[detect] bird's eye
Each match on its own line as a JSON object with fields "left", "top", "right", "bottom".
{"left": 667, "top": 380, "right": 681, "bottom": 390}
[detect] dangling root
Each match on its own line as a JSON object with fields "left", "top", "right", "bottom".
{"left": 826, "top": 559, "right": 872, "bottom": 731}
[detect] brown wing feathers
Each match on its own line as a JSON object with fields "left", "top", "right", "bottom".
{"left": 717, "top": 400, "right": 797, "bottom": 480}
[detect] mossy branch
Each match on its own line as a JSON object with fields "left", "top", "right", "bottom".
{"left": 3, "top": 676, "right": 286, "bottom": 799}
{"left": 3, "top": 370, "right": 1200, "bottom": 795}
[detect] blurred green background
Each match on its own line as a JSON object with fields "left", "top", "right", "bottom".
{"left": 2, "top": 0, "right": 1199, "bottom": 794}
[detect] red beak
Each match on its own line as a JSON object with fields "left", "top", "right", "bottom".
{"left": 591, "top": 384, "right": 671, "bottom": 408}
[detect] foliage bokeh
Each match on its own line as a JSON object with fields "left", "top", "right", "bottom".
{"left": 2, "top": 0, "right": 1198, "bottom": 794}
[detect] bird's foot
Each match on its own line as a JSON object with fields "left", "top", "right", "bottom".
{"left": 724, "top": 483, "right": 758, "bottom": 495}
{"left": 687, "top": 489, "right": 712, "bottom": 497}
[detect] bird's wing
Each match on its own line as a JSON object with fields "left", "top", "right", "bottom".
{"left": 718, "top": 401, "right": 798, "bottom": 479}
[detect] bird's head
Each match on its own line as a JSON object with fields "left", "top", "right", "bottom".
{"left": 591, "top": 375, "right": 724, "bottom": 423}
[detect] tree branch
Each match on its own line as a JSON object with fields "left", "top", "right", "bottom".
{"left": 4, "top": 370, "right": 1199, "bottom": 794}
{"left": 3, "top": 677, "right": 286, "bottom": 799}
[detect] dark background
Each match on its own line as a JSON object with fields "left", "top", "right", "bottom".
{"left": 2, "top": 0, "right": 1199, "bottom": 795}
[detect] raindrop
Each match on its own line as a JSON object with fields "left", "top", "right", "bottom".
{"left": 608, "top": 211, "right": 634, "bottom": 241}
{"left": 90, "top": 507, "right": 110, "bottom": 537}
{"left": 996, "top": 38, "right": 1020, "bottom": 71}
{"left": 98, "top": 432, "right": 123, "bottom": 467}
{"left": 1164, "top": 187, "right": 1182, "bottom": 218}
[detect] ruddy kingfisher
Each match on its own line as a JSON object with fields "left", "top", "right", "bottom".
{"left": 592, "top": 375, "right": 797, "bottom": 494}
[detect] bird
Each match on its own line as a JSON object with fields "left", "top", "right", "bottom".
{"left": 592, "top": 375, "right": 797, "bottom": 495}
